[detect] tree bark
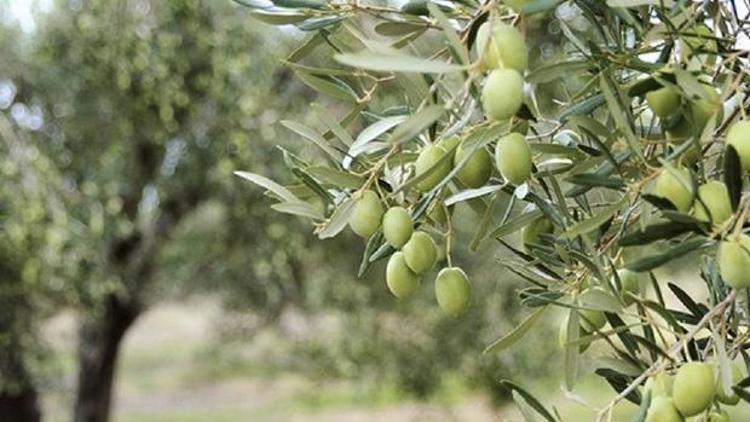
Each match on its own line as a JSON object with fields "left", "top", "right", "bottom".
{"left": 73, "top": 295, "right": 140, "bottom": 422}
{"left": 0, "top": 388, "right": 41, "bottom": 422}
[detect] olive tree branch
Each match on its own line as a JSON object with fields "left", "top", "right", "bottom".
{"left": 596, "top": 289, "right": 738, "bottom": 422}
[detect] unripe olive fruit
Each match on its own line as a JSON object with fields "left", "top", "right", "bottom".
{"left": 652, "top": 167, "right": 694, "bottom": 212}
{"left": 455, "top": 144, "right": 493, "bottom": 188}
{"left": 522, "top": 217, "right": 553, "bottom": 251}
{"left": 645, "top": 396, "right": 682, "bottom": 422}
{"left": 349, "top": 190, "right": 384, "bottom": 238}
{"left": 434, "top": 267, "right": 471, "bottom": 317}
{"left": 693, "top": 181, "right": 732, "bottom": 226}
{"left": 579, "top": 307, "right": 606, "bottom": 332}
{"left": 414, "top": 144, "right": 452, "bottom": 192}
{"left": 717, "top": 235, "right": 750, "bottom": 288}
{"left": 716, "top": 363, "right": 743, "bottom": 405}
{"left": 386, "top": 252, "right": 420, "bottom": 299}
{"left": 482, "top": 69, "right": 524, "bottom": 121}
{"left": 476, "top": 22, "right": 528, "bottom": 72}
{"left": 692, "top": 85, "right": 721, "bottom": 130}
{"left": 438, "top": 136, "right": 461, "bottom": 152}
{"left": 495, "top": 132, "right": 532, "bottom": 185}
{"left": 402, "top": 231, "right": 437, "bottom": 274}
{"left": 646, "top": 87, "right": 681, "bottom": 119}
{"left": 726, "top": 120, "right": 750, "bottom": 171}
{"left": 382, "top": 207, "right": 413, "bottom": 248}
{"left": 683, "top": 24, "right": 718, "bottom": 64}
{"left": 617, "top": 269, "right": 642, "bottom": 306}
{"left": 673, "top": 362, "right": 716, "bottom": 417}
{"left": 645, "top": 372, "right": 673, "bottom": 398}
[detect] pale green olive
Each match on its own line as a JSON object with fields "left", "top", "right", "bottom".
{"left": 402, "top": 231, "right": 437, "bottom": 274}
{"left": 521, "top": 217, "right": 553, "bottom": 251}
{"left": 495, "top": 132, "right": 532, "bottom": 185}
{"left": 693, "top": 181, "right": 732, "bottom": 226}
{"left": 673, "top": 362, "right": 716, "bottom": 417}
{"left": 414, "top": 144, "right": 452, "bottom": 192}
{"left": 617, "top": 269, "right": 642, "bottom": 306}
{"left": 716, "top": 363, "right": 743, "bottom": 405}
{"left": 349, "top": 190, "right": 383, "bottom": 238}
{"left": 726, "top": 120, "right": 750, "bottom": 171}
{"left": 579, "top": 307, "right": 606, "bottom": 332}
{"left": 386, "top": 252, "right": 420, "bottom": 299}
{"left": 645, "top": 372, "right": 673, "bottom": 398}
{"left": 652, "top": 167, "right": 694, "bottom": 212}
{"left": 718, "top": 235, "right": 750, "bottom": 288}
{"left": 482, "top": 68, "right": 524, "bottom": 121}
{"left": 646, "top": 87, "right": 681, "bottom": 119}
{"left": 434, "top": 267, "right": 472, "bottom": 317}
{"left": 691, "top": 85, "right": 721, "bottom": 130}
{"left": 382, "top": 207, "right": 413, "bottom": 248}
{"left": 477, "top": 22, "right": 528, "bottom": 72}
{"left": 455, "top": 144, "right": 492, "bottom": 188}
{"left": 645, "top": 396, "right": 682, "bottom": 422}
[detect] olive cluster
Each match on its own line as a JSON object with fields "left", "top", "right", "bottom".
{"left": 348, "top": 191, "right": 471, "bottom": 317}
{"left": 345, "top": 19, "right": 540, "bottom": 316}
{"left": 643, "top": 360, "right": 743, "bottom": 421}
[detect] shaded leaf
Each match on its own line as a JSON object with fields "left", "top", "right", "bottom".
{"left": 484, "top": 307, "right": 548, "bottom": 354}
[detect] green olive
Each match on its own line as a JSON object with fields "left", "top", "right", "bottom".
{"left": 455, "top": 144, "right": 493, "bottom": 188}
{"left": 438, "top": 136, "right": 461, "bottom": 152}
{"left": 579, "top": 307, "right": 606, "bottom": 332}
{"left": 617, "top": 269, "right": 642, "bottom": 306}
{"left": 434, "top": 267, "right": 472, "bottom": 317}
{"left": 716, "top": 363, "right": 743, "bottom": 405}
{"left": 402, "top": 231, "right": 437, "bottom": 274}
{"left": 726, "top": 120, "right": 750, "bottom": 171}
{"left": 652, "top": 167, "right": 694, "bottom": 212}
{"left": 693, "top": 181, "right": 732, "bottom": 226}
{"left": 691, "top": 85, "right": 721, "bottom": 130}
{"left": 477, "top": 22, "right": 528, "bottom": 72}
{"left": 349, "top": 190, "right": 384, "bottom": 238}
{"left": 482, "top": 68, "right": 524, "bottom": 121}
{"left": 645, "top": 396, "right": 682, "bottom": 422}
{"left": 718, "top": 235, "right": 750, "bottom": 288}
{"left": 645, "top": 372, "right": 673, "bottom": 398}
{"left": 683, "top": 24, "right": 718, "bottom": 65}
{"left": 673, "top": 362, "right": 716, "bottom": 417}
{"left": 414, "top": 144, "right": 452, "bottom": 192}
{"left": 646, "top": 87, "right": 681, "bottom": 119}
{"left": 522, "top": 217, "right": 553, "bottom": 251}
{"left": 386, "top": 252, "right": 420, "bottom": 299}
{"left": 495, "top": 132, "right": 532, "bottom": 185}
{"left": 382, "top": 207, "right": 413, "bottom": 248}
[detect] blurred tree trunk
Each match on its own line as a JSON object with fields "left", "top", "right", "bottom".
{"left": 74, "top": 295, "right": 140, "bottom": 422}
{"left": 0, "top": 388, "right": 41, "bottom": 422}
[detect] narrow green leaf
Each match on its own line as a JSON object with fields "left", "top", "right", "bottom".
{"left": 234, "top": 171, "right": 299, "bottom": 203}
{"left": 335, "top": 50, "right": 465, "bottom": 74}
{"left": 565, "top": 197, "right": 626, "bottom": 238}
{"left": 484, "top": 307, "right": 547, "bottom": 354}
{"left": 317, "top": 198, "right": 354, "bottom": 239}
{"left": 271, "top": 201, "right": 324, "bottom": 220}
{"left": 389, "top": 105, "right": 445, "bottom": 145}
{"left": 427, "top": 3, "right": 469, "bottom": 65}
{"left": 499, "top": 380, "right": 557, "bottom": 422}
{"left": 281, "top": 120, "right": 342, "bottom": 161}
{"left": 625, "top": 238, "right": 708, "bottom": 272}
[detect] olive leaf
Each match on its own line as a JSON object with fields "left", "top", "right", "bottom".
{"left": 317, "top": 198, "right": 354, "bottom": 239}
{"left": 484, "top": 307, "right": 547, "bottom": 354}
{"left": 234, "top": 171, "right": 299, "bottom": 203}
{"left": 724, "top": 144, "right": 742, "bottom": 212}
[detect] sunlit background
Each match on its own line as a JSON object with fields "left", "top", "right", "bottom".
{"left": 1, "top": 1, "right": 749, "bottom": 421}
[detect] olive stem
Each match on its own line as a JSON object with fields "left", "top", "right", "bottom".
{"left": 445, "top": 204, "right": 453, "bottom": 267}
{"left": 596, "top": 289, "right": 737, "bottom": 422}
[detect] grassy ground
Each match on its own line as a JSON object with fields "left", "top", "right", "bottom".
{"left": 41, "top": 299, "right": 750, "bottom": 421}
